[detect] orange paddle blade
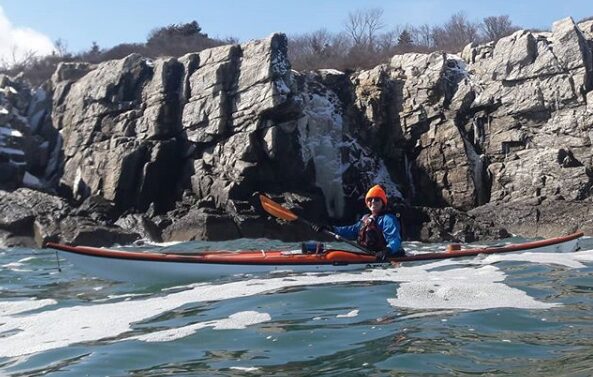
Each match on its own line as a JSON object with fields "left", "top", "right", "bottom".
{"left": 259, "top": 195, "right": 298, "bottom": 222}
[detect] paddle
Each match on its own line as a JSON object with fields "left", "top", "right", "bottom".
{"left": 259, "top": 194, "right": 374, "bottom": 255}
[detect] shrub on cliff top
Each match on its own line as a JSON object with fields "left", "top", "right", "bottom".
{"left": 0, "top": 21, "right": 235, "bottom": 86}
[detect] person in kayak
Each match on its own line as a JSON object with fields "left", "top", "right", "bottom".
{"left": 313, "top": 184, "right": 404, "bottom": 261}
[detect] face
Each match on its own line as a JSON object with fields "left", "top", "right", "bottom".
{"left": 366, "top": 197, "right": 383, "bottom": 213}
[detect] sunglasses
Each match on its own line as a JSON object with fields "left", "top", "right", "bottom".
{"left": 366, "top": 197, "right": 382, "bottom": 204}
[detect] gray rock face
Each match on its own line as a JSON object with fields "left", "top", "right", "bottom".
{"left": 0, "top": 74, "right": 58, "bottom": 191}
{"left": 4, "top": 16, "right": 593, "bottom": 247}
{"left": 52, "top": 54, "right": 187, "bottom": 211}
{"left": 460, "top": 18, "right": 593, "bottom": 217}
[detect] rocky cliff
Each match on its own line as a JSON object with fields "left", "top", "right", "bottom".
{"left": 1, "top": 17, "right": 592, "bottom": 247}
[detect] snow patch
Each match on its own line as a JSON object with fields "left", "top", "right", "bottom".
{"left": 0, "top": 126, "right": 22, "bottom": 138}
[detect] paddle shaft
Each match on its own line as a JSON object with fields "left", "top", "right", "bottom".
{"left": 298, "top": 217, "right": 374, "bottom": 255}
{"left": 258, "top": 194, "right": 374, "bottom": 255}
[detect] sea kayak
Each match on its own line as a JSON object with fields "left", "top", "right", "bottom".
{"left": 46, "top": 232, "right": 583, "bottom": 283}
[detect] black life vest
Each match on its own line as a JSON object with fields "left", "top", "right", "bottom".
{"left": 357, "top": 214, "right": 387, "bottom": 252}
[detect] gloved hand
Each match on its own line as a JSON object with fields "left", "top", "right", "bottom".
{"left": 375, "top": 248, "right": 390, "bottom": 263}
{"left": 312, "top": 224, "right": 330, "bottom": 233}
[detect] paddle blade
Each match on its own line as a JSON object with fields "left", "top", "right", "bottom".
{"left": 259, "top": 195, "right": 298, "bottom": 222}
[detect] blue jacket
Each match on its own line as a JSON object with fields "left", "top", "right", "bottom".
{"left": 333, "top": 213, "right": 402, "bottom": 255}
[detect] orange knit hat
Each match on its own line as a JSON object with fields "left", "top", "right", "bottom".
{"left": 365, "top": 185, "right": 387, "bottom": 206}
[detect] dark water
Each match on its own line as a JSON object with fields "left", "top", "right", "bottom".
{"left": 1, "top": 237, "right": 593, "bottom": 376}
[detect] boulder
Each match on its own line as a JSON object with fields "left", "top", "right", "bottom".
{"left": 162, "top": 208, "right": 240, "bottom": 241}
{"left": 0, "top": 230, "right": 37, "bottom": 248}
{"left": 0, "top": 192, "right": 35, "bottom": 233}
{"left": 115, "top": 214, "right": 162, "bottom": 242}
{"left": 469, "top": 200, "right": 593, "bottom": 238}
{"left": 59, "top": 216, "right": 140, "bottom": 247}
{"left": 0, "top": 188, "right": 68, "bottom": 235}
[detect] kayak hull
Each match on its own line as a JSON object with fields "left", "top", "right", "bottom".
{"left": 46, "top": 232, "right": 583, "bottom": 283}
{"left": 57, "top": 250, "right": 369, "bottom": 283}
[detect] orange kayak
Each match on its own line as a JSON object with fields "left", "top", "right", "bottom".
{"left": 46, "top": 232, "right": 583, "bottom": 283}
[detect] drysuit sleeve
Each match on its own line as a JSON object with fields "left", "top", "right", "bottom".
{"left": 332, "top": 221, "right": 362, "bottom": 241}
{"left": 380, "top": 214, "right": 402, "bottom": 254}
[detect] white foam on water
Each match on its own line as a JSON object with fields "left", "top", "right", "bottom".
{"left": 230, "top": 366, "right": 260, "bottom": 372}
{"left": 98, "top": 293, "right": 150, "bottom": 302}
{"left": 387, "top": 261, "right": 561, "bottom": 310}
{"left": 1, "top": 256, "right": 37, "bottom": 272}
{"left": 336, "top": 309, "right": 359, "bottom": 318}
{"left": 389, "top": 279, "right": 557, "bottom": 310}
{"left": 0, "top": 299, "right": 57, "bottom": 316}
{"left": 0, "top": 257, "right": 570, "bottom": 358}
{"left": 572, "top": 249, "right": 593, "bottom": 263}
{"left": 17, "top": 257, "right": 36, "bottom": 263}
{"left": 133, "top": 311, "right": 271, "bottom": 343}
{"left": 479, "top": 249, "right": 593, "bottom": 268}
{"left": 4, "top": 248, "right": 593, "bottom": 357}
{"left": 481, "top": 252, "right": 585, "bottom": 268}
{"left": 397, "top": 310, "right": 458, "bottom": 320}
{"left": 2, "top": 262, "right": 25, "bottom": 269}
{"left": 135, "top": 240, "right": 184, "bottom": 248}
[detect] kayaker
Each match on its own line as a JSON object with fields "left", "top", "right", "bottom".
{"left": 313, "top": 184, "right": 404, "bottom": 261}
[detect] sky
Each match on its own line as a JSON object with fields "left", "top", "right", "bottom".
{"left": 0, "top": 0, "right": 592, "bottom": 64}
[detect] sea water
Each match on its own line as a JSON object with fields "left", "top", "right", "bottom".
{"left": 1, "top": 237, "right": 593, "bottom": 376}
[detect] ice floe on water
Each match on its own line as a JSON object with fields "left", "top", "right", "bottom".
{"left": 2, "top": 253, "right": 587, "bottom": 358}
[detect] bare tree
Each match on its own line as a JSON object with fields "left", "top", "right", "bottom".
{"left": 432, "top": 12, "right": 479, "bottom": 51}
{"left": 481, "top": 15, "right": 519, "bottom": 42}
{"left": 53, "top": 38, "right": 69, "bottom": 57}
{"left": 412, "top": 24, "right": 433, "bottom": 48}
{"left": 1, "top": 45, "right": 38, "bottom": 69}
{"left": 345, "top": 8, "right": 385, "bottom": 48}
{"left": 376, "top": 26, "right": 404, "bottom": 52}
{"left": 288, "top": 30, "right": 353, "bottom": 70}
